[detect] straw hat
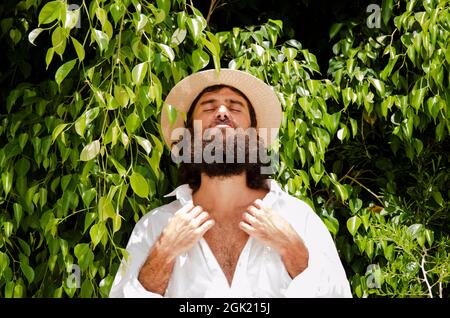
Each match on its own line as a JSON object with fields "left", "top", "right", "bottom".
{"left": 161, "top": 68, "right": 282, "bottom": 149}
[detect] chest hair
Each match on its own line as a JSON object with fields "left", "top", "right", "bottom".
{"left": 203, "top": 221, "right": 249, "bottom": 286}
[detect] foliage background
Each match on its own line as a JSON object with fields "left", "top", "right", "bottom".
{"left": 0, "top": 0, "right": 449, "bottom": 297}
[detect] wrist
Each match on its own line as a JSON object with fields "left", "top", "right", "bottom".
{"left": 280, "top": 237, "right": 309, "bottom": 274}
{"left": 155, "top": 234, "right": 177, "bottom": 263}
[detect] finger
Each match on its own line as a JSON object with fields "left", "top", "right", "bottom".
{"left": 239, "top": 221, "right": 256, "bottom": 235}
{"left": 246, "top": 205, "right": 262, "bottom": 218}
{"left": 188, "top": 205, "right": 204, "bottom": 218}
{"left": 196, "top": 219, "right": 215, "bottom": 235}
{"left": 242, "top": 212, "right": 258, "bottom": 226}
{"left": 253, "top": 199, "right": 264, "bottom": 210}
{"left": 193, "top": 211, "right": 210, "bottom": 227}
{"left": 175, "top": 203, "right": 195, "bottom": 215}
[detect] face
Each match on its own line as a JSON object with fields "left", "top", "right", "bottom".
{"left": 191, "top": 87, "right": 252, "bottom": 131}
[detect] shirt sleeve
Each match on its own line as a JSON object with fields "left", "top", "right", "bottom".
{"left": 109, "top": 213, "right": 165, "bottom": 298}
{"left": 282, "top": 205, "right": 352, "bottom": 298}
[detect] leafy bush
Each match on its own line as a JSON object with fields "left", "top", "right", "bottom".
{"left": 327, "top": 0, "right": 450, "bottom": 297}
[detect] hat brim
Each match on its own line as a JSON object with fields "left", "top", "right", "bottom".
{"left": 161, "top": 69, "right": 282, "bottom": 149}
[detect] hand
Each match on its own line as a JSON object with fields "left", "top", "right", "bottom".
{"left": 159, "top": 203, "right": 215, "bottom": 261}
{"left": 239, "top": 199, "right": 309, "bottom": 277}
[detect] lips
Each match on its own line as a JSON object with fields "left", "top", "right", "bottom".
{"left": 211, "top": 120, "right": 235, "bottom": 128}
{"left": 214, "top": 124, "right": 233, "bottom": 128}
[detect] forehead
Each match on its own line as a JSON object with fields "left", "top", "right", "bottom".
{"left": 196, "top": 87, "right": 248, "bottom": 103}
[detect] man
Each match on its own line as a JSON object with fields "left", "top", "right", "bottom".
{"left": 109, "top": 69, "right": 352, "bottom": 297}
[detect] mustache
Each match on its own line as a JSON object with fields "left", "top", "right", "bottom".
{"left": 207, "top": 117, "right": 236, "bottom": 128}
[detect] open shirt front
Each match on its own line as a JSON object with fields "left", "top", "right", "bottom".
{"left": 109, "top": 180, "right": 352, "bottom": 298}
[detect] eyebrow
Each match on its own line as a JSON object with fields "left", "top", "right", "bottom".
{"left": 199, "top": 98, "right": 245, "bottom": 107}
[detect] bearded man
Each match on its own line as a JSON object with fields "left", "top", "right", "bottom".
{"left": 110, "top": 69, "right": 352, "bottom": 298}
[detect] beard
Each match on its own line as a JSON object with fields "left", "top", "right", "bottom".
{"left": 198, "top": 128, "right": 265, "bottom": 176}
{"left": 177, "top": 128, "right": 271, "bottom": 191}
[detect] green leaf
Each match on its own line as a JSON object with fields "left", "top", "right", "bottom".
{"left": 187, "top": 17, "right": 202, "bottom": 42}
{"left": 132, "top": 62, "right": 148, "bottom": 86}
{"left": 39, "top": 188, "right": 47, "bottom": 209}
{"left": 156, "top": 0, "right": 171, "bottom": 15}
{"left": 80, "top": 140, "right": 101, "bottom": 161}
{"left": 171, "top": 28, "right": 187, "bottom": 46}
{"left": 98, "top": 196, "right": 115, "bottom": 221}
{"left": 134, "top": 136, "right": 152, "bottom": 155}
{"left": 92, "top": 29, "right": 109, "bottom": 52}
{"left": 51, "top": 26, "right": 66, "bottom": 56}
{"left": 20, "top": 262, "right": 34, "bottom": 284}
{"left": 74, "top": 243, "right": 94, "bottom": 272}
{"left": 64, "top": 7, "right": 80, "bottom": 29}
{"left": 45, "top": 48, "right": 54, "bottom": 69}
{"left": 71, "top": 37, "right": 85, "bottom": 62}
{"left": 425, "top": 229, "right": 434, "bottom": 247}
{"left": 90, "top": 222, "right": 107, "bottom": 248}
{"left": 347, "top": 216, "right": 362, "bottom": 236}
{"left": 5, "top": 281, "right": 14, "bottom": 298}
{"left": 86, "top": 107, "right": 100, "bottom": 125}
{"left": 109, "top": 157, "right": 126, "bottom": 177}
{"left": 114, "top": 85, "right": 129, "bottom": 107}
{"left": 15, "top": 158, "right": 30, "bottom": 177}
{"left": 350, "top": 118, "right": 358, "bottom": 137}
{"left": 28, "top": 28, "right": 43, "bottom": 45}
{"left": 110, "top": 3, "right": 125, "bottom": 25}
{"left": 112, "top": 214, "right": 122, "bottom": 233}
{"left": 130, "top": 171, "right": 149, "bottom": 198}
{"left": 39, "top": 1, "right": 63, "bottom": 25}
{"left": 432, "top": 191, "right": 444, "bottom": 206}
{"left": 75, "top": 113, "right": 86, "bottom": 138}
{"left": 349, "top": 198, "right": 363, "bottom": 213}
{"left": 55, "top": 59, "right": 76, "bottom": 88}
{"left": 337, "top": 126, "right": 348, "bottom": 141}
{"left": 323, "top": 112, "right": 341, "bottom": 135}
{"left": 1, "top": 170, "right": 13, "bottom": 196}
{"left": 136, "top": 14, "right": 148, "bottom": 32}
{"left": 329, "top": 23, "right": 343, "bottom": 40}
{"left": 192, "top": 49, "right": 209, "bottom": 71}
{"left": 81, "top": 187, "right": 96, "bottom": 208}
{"left": 158, "top": 43, "right": 175, "bottom": 61}
{"left": 3, "top": 222, "right": 13, "bottom": 238}
{"left": 52, "top": 123, "right": 69, "bottom": 144}
{"left": 369, "top": 78, "right": 385, "bottom": 96}
{"left": 125, "top": 112, "right": 141, "bottom": 135}
{"left": 13, "top": 280, "right": 24, "bottom": 298}
{"left": 410, "top": 88, "right": 426, "bottom": 111}
{"left": 0, "top": 252, "right": 9, "bottom": 274}
{"left": 166, "top": 104, "right": 178, "bottom": 126}
{"left": 322, "top": 214, "right": 339, "bottom": 236}
{"left": 13, "top": 203, "right": 23, "bottom": 228}
{"left": 83, "top": 212, "right": 96, "bottom": 234}
{"left": 382, "top": 0, "right": 394, "bottom": 25}
{"left": 436, "top": 121, "right": 445, "bottom": 141}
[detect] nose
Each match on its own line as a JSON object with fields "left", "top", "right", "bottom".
{"left": 216, "top": 104, "right": 229, "bottom": 120}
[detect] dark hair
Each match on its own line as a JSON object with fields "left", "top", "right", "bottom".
{"left": 177, "top": 131, "right": 271, "bottom": 193}
{"left": 185, "top": 84, "right": 258, "bottom": 129}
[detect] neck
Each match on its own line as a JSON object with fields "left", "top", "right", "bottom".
{"left": 192, "top": 172, "right": 268, "bottom": 220}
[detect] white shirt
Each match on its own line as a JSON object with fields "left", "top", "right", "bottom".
{"left": 109, "top": 180, "right": 352, "bottom": 298}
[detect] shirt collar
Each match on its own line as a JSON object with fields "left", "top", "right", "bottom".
{"left": 163, "top": 179, "right": 284, "bottom": 207}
